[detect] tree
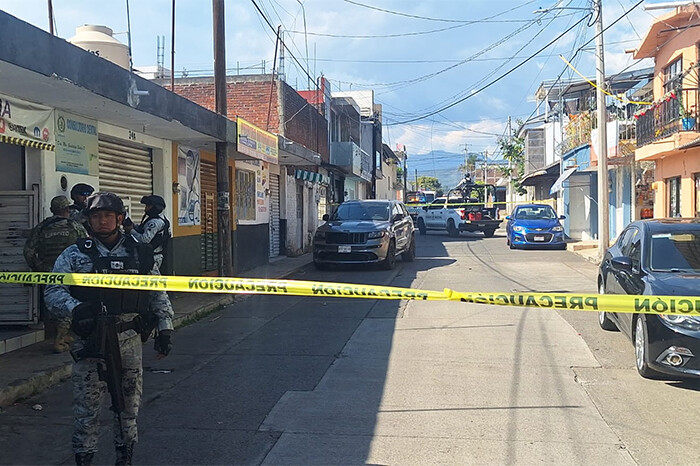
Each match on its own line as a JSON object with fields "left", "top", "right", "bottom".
{"left": 416, "top": 176, "right": 442, "bottom": 192}
{"left": 497, "top": 120, "right": 526, "bottom": 195}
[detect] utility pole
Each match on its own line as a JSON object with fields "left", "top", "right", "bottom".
{"left": 415, "top": 169, "right": 419, "bottom": 190}
{"left": 483, "top": 150, "right": 488, "bottom": 184}
{"left": 507, "top": 116, "right": 513, "bottom": 208}
{"left": 48, "top": 0, "right": 54, "bottom": 35}
{"left": 403, "top": 148, "right": 408, "bottom": 203}
{"left": 170, "top": 0, "right": 175, "bottom": 91}
{"left": 594, "top": 0, "right": 609, "bottom": 260}
{"left": 213, "top": 0, "right": 233, "bottom": 276}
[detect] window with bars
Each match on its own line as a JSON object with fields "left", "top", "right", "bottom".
{"left": 236, "top": 169, "right": 256, "bottom": 221}
{"left": 664, "top": 57, "right": 683, "bottom": 93}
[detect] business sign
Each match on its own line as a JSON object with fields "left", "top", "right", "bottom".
{"left": 236, "top": 118, "right": 278, "bottom": 164}
{"left": 54, "top": 110, "right": 99, "bottom": 175}
{"left": 177, "top": 145, "right": 201, "bottom": 226}
{"left": 0, "top": 93, "right": 54, "bottom": 150}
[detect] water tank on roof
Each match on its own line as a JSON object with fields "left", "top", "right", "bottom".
{"left": 68, "top": 25, "right": 130, "bottom": 70}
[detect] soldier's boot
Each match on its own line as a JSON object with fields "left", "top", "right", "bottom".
{"left": 75, "top": 452, "right": 94, "bottom": 466}
{"left": 115, "top": 443, "right": 134, "bottom": 466}
{"left": 53, "top": 322, "right": 74, "bottom": 353}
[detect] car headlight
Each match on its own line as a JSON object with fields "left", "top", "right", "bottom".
{"left": 314, "top": 231, "right": 325, "bottom": 240}
{"left": 659, "top": 314, "right": 700, "bottom": 331}
{"left": 552, "top": 225, "right": 563, "bottom": 232}
{"left": 513, "top": 226, "right": 524, "bottom": 232}
{"left": 368, "top": 230, "right": 386, "bottom": 239}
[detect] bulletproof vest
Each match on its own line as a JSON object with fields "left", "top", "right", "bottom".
{"left": 136, "top": 214, "right": 171, "bottom": 253}
{"left": 37, "top": 217, "right": 79, "bottom": 269}
{"left": 70, "top": 236, "right": 154, "bottom": 315}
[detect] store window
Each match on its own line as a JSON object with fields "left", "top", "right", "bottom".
{"left": 668, "top": 176, "right": 681, "bottom": 218}
{"left": 664, "top": 57, "right": 683, "bottom": 93}
{"left": 236, "top": 169, "right": 256, "bottom": 221}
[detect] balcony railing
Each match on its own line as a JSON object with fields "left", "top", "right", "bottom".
{"left": 636, "top": 88, "right": 698, "bottom": 147}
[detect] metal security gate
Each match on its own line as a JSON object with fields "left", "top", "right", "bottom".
{"left": 200, "top": 159, "right": 218, "bottom": 271}
{"left": 269, "top": 174, "right": 280, "bottom": 258}
{"left": 0, "top": 191, "right": 38, "bottom": 324}
{"left": 98, "top": 138, "right": 153, "bottom": 221}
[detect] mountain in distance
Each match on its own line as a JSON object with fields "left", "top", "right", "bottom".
{"left": 407, "top": 150, "right": 506, "bottom": 190}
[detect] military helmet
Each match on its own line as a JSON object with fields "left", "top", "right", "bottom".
{"left": 84, "top": 192, "right": 125, "bottom": 216}
{"left": 49, "top": 195, "right": 71, "bottom": 214}
{"left": 70, "top": 183, "right": 95, "bottom": 200}
{"left": 140, "top": 195, "right": 166, "bottom": 209}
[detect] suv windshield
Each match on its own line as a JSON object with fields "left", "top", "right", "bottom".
{"left": 650, "top": 231, "right": 700, "bottom": 272}
{"left": 331, "top": 202, "right": 391, "bottom": 221}
{"left": 515, "top": 206, "right": 556, "bottom": 220}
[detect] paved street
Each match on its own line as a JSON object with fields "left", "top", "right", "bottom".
{"left": 2, "top": 229, "right": 700, "bottom": 465}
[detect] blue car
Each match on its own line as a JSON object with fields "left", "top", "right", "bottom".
{"left": 505, "top": 204, "right": 566, "bottom": 249}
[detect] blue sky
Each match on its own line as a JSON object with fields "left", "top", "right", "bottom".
{"left": 1, "top": 0, "right": 662, "bottom": 161}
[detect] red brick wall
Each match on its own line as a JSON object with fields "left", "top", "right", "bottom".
{"left": 173, "top": 76, "right": 328, "bottom": 163}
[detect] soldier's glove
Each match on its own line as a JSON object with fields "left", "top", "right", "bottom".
{"left": 71, "top": 302, "right": 98, "bottom": 339}
{"left": 154, "top": 330, "right": 172, "bottom": 357}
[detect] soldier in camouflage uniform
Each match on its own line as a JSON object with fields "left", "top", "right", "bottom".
{"left": 24, "top": 195, "right": 88, "bottom": 352}
{"left": 45, "top": 192, "right": 174, "bottom": 466}
{"left": 123, "top": 195, "right": 171, "bottom": 273}
{"left": 68, "top": 183, "right": 94, "bottom": 227}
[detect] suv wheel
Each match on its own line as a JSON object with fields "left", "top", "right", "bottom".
{"left": 382, "top": 240, "right": 397, "bottom": 270}
{"left": 417, "top": 218, "right": 427, "bottom": 235}
{"left": 447, "top": 219, "right": 459, "bottom": 237}
{"left": 483, "top": 229, "right": 496, "bottom": 238}
{"left": 402, "top": 236, "right": 416, "bottom": 262}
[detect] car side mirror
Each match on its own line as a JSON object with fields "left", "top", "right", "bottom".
{"left": 611, "top": 256, "right": 633, "bottom": 272}
{"left": 322, "top": 214, "right": 329, "bottom": 221}
{"left": 505, "top": 215, "right": 512, "bottom": 220}
{"left": 392, "top": 213, "right": 404, "bottom": 222}
{"left": 422, "top": 206, "right": 428, "bottom": 211}
{"left": 559, "top": 215, "right": 566, "bottom": 220}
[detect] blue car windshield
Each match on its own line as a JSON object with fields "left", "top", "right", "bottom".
{"left": 649, "top": 231, "right": 700, "bottom": 272}
{"left": 514, "top": 206, "right": 557, "bottom": 220}
{"left": 331, "top": 203, "right": 390, "bottom": 221}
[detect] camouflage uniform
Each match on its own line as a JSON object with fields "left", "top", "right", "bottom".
{"left": 69, "top": 204, "right": 89, "bottom": 229}
{"left": 23, "top": 215, "right": 88, "bottom": 272}
{"left": 45, "top": 234, "right": 174, "bottom": 457}
{"left": 129, "top": 215, "right": 169, "bottom": 272}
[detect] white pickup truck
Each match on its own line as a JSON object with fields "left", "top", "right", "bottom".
{"left": 415, "top": 196, "right": 502, "bottom": 238}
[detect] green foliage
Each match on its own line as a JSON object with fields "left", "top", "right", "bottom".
{"left": 498, "top": 120, "right": 527, "bottom": 195}
{"left": 458, "top": 153, "right": 479, "bottom": 173}
{"left": 416, "top": 176, "right": 442, "bottom": 192}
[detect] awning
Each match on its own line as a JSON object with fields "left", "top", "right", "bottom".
{"left": 520, "top": 161, "right": 560, "bottom": 186}
{"left": 549, "top": 167, "right": 577, "bottom": 194}
{"left": 295, "top": 169, "right": 324, "bottom": 183}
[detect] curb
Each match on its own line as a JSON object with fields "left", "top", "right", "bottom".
{"left": 0, "top": 259, "right": 312, "bottom": 408}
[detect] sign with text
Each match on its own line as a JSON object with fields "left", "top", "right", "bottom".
{"left": 0, "top": 92, "right": 54, "bottom": 149}
{"left": 54, "top": 110, "right": 99, "bottom": 175}
{"left": 236, "top": 118, "right": 278, "bottom": 164}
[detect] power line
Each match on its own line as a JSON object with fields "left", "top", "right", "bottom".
{"left": 342, "top": 0, "right": 538, "bottom": 23}
{"left": 386, "top": 14, "right": 590, "bottom": 126}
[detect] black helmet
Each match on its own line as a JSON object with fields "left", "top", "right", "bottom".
{"left": 70, "top": 183, "right": 95, "bottom": 200}
{"left": 140, "top": 195, "right": 166, "bottom": 209}
{"left": 84, "top": 192, "right": 125, "bottom": 216}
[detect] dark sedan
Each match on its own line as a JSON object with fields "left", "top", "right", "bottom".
{"left": 598, "top": 219, "right": 700, "bottom": 379}
{"left": 313, "top": 199, "right": 415, "bottom": 270}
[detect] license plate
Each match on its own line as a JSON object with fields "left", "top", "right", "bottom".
{"left": 338, "top": 245, "right": 351, "bottom": 253}
{"left": 533, "top": 235, "right": 545, "bottom": 242}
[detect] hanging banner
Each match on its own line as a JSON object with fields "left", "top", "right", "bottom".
{"left": 237, "top": 118, "right": 278, "bottom": 164}
{"left": 0, "top": 93, "right": 54, "bottom": 150}
{"left": 177, "top": 145, "right": 201, "bottom": 226}
{"left": 54, "top": 110, "right": 99, "bottom": 175}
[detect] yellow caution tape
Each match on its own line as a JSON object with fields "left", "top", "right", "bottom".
{"left": 1, "top": 272, "right": 699, "bottom": 317}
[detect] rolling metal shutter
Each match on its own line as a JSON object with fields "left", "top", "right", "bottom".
{"left": 98, "top": 138, "right": 153, "bottom": 221}
{"left": 269, "top": 174, "right": 280, "bottom": 257}
{"left": 0, "top": 192, "right": 38, "bottom": 324}
{"left": 200, "top": 160, "right": 218, "bottom": 271}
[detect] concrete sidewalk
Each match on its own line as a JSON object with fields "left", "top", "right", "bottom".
{"left": 567, "top": 240, "right": 601, "bottom": 265}
{"left": 0, "top": 253, "right": 313, "bottom": 408}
